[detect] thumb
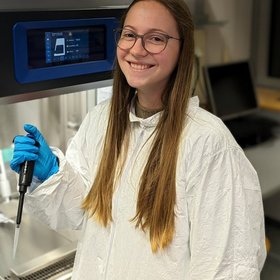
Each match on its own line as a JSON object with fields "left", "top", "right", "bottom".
{"left": 23, "top": 124, "right": 44, "bottom": 144}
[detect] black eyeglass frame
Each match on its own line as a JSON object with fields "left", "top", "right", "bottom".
{"left": 114, "top": 28, "right": 181, "bottom": 54}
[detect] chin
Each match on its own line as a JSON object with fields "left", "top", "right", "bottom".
{"left": 126, "top": 78, "right": 147, "bottom": 90}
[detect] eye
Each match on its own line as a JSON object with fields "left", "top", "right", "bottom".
{"left": 145, "top": 33, "right": 166, "bottom": 44}
{"left": 121, "top": 30, "right": 136, "bottom": 40}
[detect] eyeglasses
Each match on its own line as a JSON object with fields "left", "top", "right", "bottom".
{"left": 114, "top": 28, "right": 180, "bottom": 54}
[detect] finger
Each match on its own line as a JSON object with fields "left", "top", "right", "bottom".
{"left": 13, "top": 143, "right": 39, "bottom": 153}
{"left": 23, "top": 124, "right": 44, "bottom": 143}
{"left": 10, "top": 152, "right": 38, "bottom": 172}
{"left": 12, "top": 151, "right": 38, "bottom": 162}
{"left": 10, "top": 161, "right": 20, "bottom": 173}
{"left": 13, "top": 135, "right": 37, "bottom": 145}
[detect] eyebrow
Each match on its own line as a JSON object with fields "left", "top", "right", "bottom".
{"left": 123, "top": 25, "right": 169, "bottom": 34}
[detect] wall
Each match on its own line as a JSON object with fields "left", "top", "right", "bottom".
{"left": 186, "top": 0, "right": 254, "bottom": 105}
{"left": 200, "top": 0, "right": 253, "bottom": 64}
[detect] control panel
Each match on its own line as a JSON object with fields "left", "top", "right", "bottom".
{"left": 0, "top": 8, "right": 125, "bottom": 102}
{"left": 13, "top": 18, "right": 118, "bottom": 83}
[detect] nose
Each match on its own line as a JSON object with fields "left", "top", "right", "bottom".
{"left": 130, "top": 37, "right": 148, "bottom": 56}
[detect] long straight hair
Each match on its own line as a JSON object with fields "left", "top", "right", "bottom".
{"left": 82, "top": 0, "right": 194, "bottom": 252}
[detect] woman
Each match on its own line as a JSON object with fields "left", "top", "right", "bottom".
{"left": 11, "top": 0, "right": 266, "bottom": 279}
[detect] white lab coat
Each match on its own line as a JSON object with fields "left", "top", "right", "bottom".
{"left": 25, "top": 96, "right": 266, "bottom": 279}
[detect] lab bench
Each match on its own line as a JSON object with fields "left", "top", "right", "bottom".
{"left": 0, "top": 200, "right": 78, "bottom": 279}
{"left": 245, "top": 132, "right": 280, "bottom": 200}
{"left": 243, "top": 109, "right": 280, "bottom": 221}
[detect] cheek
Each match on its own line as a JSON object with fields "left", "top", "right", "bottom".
{"left": 117, "top": 48, "right": 127, "bottom": 71}
{"left": 116, "top": 47, "right": 121, "bottom": 60}
{"left": 169, "top": 46, "right": 180, "bottom": 67}
{"left": 117, "top": 48, "right": 126, "bottom": 63}
{"left": 160, "top": 50, "right": 179, "bottom": 75}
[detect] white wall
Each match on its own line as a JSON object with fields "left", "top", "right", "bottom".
{"left": 185, "top": 0, "right": 254, "bottom": 104}
{"left": 204, "top": 0, "right": 253, "bottom": 64}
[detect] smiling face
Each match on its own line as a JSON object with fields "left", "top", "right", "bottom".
{"left": 117, "top": 0, "right": 180, "bottom": 106}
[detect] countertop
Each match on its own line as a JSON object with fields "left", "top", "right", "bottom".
{"left": 0, "top": 200, "right": 77, "bottom": 279}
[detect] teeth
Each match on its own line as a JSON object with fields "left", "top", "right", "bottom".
{"left": 130, "top": 63, "right": 150, "bottom": 70}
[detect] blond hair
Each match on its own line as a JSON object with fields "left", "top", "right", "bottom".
{"left": 82, "top": 0, "right": 194, "bottom": 252}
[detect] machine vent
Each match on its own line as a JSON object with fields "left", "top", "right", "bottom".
{"left": 4, "top": 252, "right": 75, "bottom": 280}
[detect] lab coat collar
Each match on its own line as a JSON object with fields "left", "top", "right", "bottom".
{"left": 129, "top": 96, "right": 199, "bottom": 128}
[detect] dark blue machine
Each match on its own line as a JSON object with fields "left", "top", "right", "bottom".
{"left": 13, "top": 18, "right": 118, "bottom": 84}
{"left": 0, "top": 7, "right": 125, "bottom": 103}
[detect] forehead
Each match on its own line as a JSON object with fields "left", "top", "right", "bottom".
{"left": 124, "top": 1, "right": 178, "bottom": 34}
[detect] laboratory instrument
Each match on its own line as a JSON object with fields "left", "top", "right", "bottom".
{"left": 13, "top": 159, "right": 36, "bottom": 259}
{"left": 0, "top": 5, "right": 125, "bottom": 104}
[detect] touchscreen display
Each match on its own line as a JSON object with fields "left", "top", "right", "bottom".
{"left": 27, "top": 25, "right": 106, "bottom": 68}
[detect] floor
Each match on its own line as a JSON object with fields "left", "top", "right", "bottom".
{"left": 261, "top": 218, "right": 280, "bottom": 279}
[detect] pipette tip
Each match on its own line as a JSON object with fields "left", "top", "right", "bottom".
{"left": 12, "top": 225, "right": 20, "bottom": 260}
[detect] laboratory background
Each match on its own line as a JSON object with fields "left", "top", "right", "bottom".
{"left": 0, "top": 0, "right": 280, "bottom": 279}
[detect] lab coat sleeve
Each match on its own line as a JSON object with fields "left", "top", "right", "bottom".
{"left": 24, "top": 110, "right": 96, "bottom": 231}
{"left": 187, "top": 146, "right": 267, "bottom": 279}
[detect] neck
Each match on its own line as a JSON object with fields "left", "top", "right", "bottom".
{"left": 136, "top": 90, "right": 163, "bottom": 111}
{"left": 135, "top": 98, "right": 163, "bottom": 119}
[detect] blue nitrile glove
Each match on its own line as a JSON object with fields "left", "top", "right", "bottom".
{"left": 10, "top": 124, "right": 59, "bottom": 181}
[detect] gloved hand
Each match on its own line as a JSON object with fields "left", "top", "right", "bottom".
{"left": 10, "top": 124, "right": 59, "bottom": 181}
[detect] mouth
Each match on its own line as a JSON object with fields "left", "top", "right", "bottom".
{"left": 129, "top": 62, "right": 154, "bottom": 71}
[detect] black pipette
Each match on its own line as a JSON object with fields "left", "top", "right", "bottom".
{"left": 13, "top": 159, "right": 36, "bottom": 259}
